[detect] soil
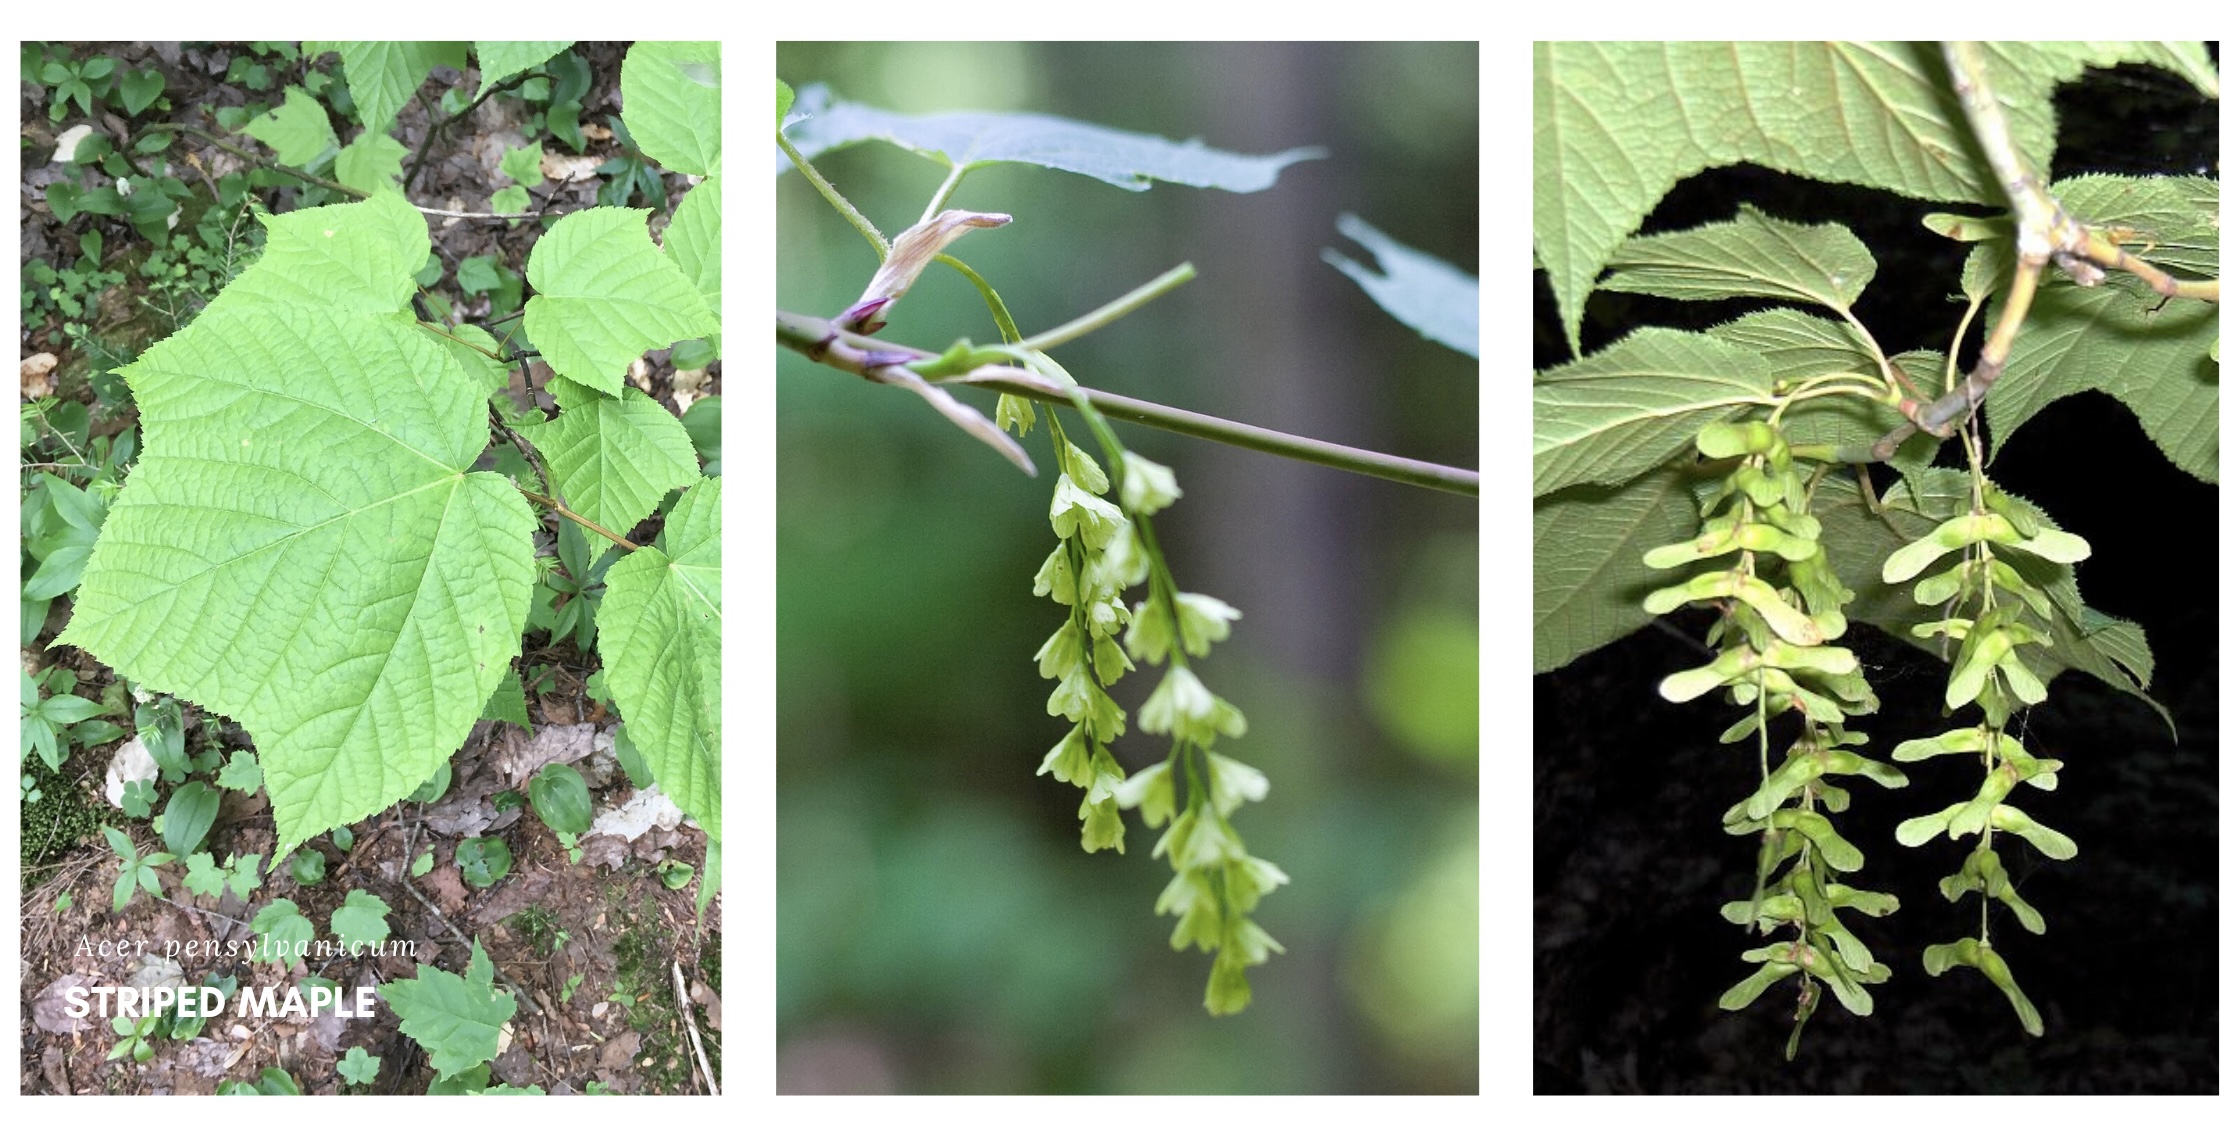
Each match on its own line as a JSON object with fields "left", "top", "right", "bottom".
{"left": 20, "top": 42, "right": 721, "bottom": 1095}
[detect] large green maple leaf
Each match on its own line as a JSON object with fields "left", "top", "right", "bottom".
{"left": 596, "top": 476, "right": 719, "bottom": 840}
{"left": 63, "top": 192, "right": 535, "bottom": 859}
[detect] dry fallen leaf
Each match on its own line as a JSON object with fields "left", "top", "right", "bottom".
{"left": 690, "top": 980, "right": 723, "bottom": 1032}
{"left": 542, "top": 152, "right": 603, "bottom": 184}
{"left": 22, "top": 352, "right": 59, "bottom": 399}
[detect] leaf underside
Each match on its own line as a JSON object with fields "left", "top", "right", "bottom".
{"left": 595, "top": 477, "right": 720, "bottom": 841}
{"left": 1533, "top": 40, "right": 2218, "bottom": 355}
{"left": 1321, "top": 213, "right": 1478, "bottom": 358}
{"left": 664, "top": 176, "right": 722, "bottom": 323}
{"left": 1533, "top": 466, "right": 1703, "bottom": 674}
{"left": 243, "top": 86, "right": 337, "bottom": 167}
{"left": 1983, "top": 175, "right": 2219, "bottom": 484}
{"left": 1533, "top": 327, "right": 1774, "bottom": 496}
{"left": 63, "top": 192, "right": 536, "bottom": 860}
{"left": 779, "top": 83, "right": 1323, "bottom": 192}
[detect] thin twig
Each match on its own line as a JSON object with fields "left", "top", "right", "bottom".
{"left": 1015, "top": 263, "right": 1198, "bottom": 354}
{"left": 776, "top": 311, "right": 1479, "bottom": 497}
{"left": 917, "top": 162, "right": 971, "bottom": 226}
{"left": 671, "top": 961, "right": 719, "bottom": 1094}
{"left": 520, "top": 488, "right": 641, "bottom": 553}
{"left": 776, "top": 130, "right": 888, "bottom": 258}
{"left": 1882, "top": 43, "right": 2220, "bottom": 463}
{"left": 165, "top": 124, "right": 364, "bottom": 199}
{"left": 403, "top": 69, "right": 543, "bottom": 195}
{"left": 418, "top": 206, "right": 550, "bottom": 221}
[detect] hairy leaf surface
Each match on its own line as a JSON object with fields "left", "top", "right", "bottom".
{"left": 62, "top": 193, "right": 537, "bottom": 861}
{"left": 596, "top": 477, "right": 720, "bottom": 840}
{"left": 475, "top": 41, "right": 573, "bottom": 98}
{"left": 523, "top": 207, "right": 720, "bottom": 395}
{"left": 620, "top": 41, "right": 721, "bottom": 177}
{"left": 520, "top": 376, "right": 699, "bottom": 535}
{"left": 1602, "top": 206, "right": 1877, "bottom": 312}
{"left": 1321, "top": 213, "right": 1476, "bottom": 358}
{"left": 1534, "top": 327, "right": 1774, "bottom": 495}
{"left": 779, "top": 83, "right": 1323, "bottom": 192}
{"left": 1534, "top": 41, "right": 2218, "bottom": 354}
{"left": 381, "top": 939, "right": 516, "bottom": 1080}
{"left": 1701, "top": 310, "right": 1943, "bottom": 482}
{"left": 1533, "top": 465, "right": 1702, "bottom": 673}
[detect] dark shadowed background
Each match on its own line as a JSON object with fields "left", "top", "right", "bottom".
{"left": 777, "top": 42, "right": 1479, "bottom": 1093}
{"left": 1534, "top": 55, "right": 2217, "bottom": 1092}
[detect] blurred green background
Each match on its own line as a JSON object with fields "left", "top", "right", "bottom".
{"left": 776, "top": 42, "right": 1479, "bottom": 1094}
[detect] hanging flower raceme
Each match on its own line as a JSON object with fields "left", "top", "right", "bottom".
{"left": 1017, "top": 396, "right": 1285, "bottom": 1014}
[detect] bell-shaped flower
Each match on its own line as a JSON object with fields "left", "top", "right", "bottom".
{"left": 1035, "top": 723, "right": 1092, "bottom": 787}
{"left": 1032, "top": 543, "right": 1077, "bottom": 606}
{"left": 1050, "top": 473, "right": 1125, "bottom": 548}
{"left": 1140, "top": 666, "right": 1247, "bottom": 745}
{"left": 1174, "top": 593, "right": 1241, "bottom": 657}
{"left": 1034, "top": 619, "right": 1085, "bottom": 681}
{"left": 1120, "top": 451, "right": 1181, "bottom": 514}
{"left": 1084, "top": 683, "right": 1127, "bottom": 742}
{"left": 1084, "top": 595, "right": 1130, "bottom": 639}
{"left": 1126, "top": 599, "right": 1175, "bottom": 664}
{"left": 1046, "top": 670, "right": 1095, "bottom": 723}
{"left": 1224, "top": 854, "right": 1290, "bottom": 910}
{"left": 1085, "top": 525, "right": 1148, "bottom": 594}
{"left": 1204, "top": 953, "right": 1253, "bottom": 1015}
{"left": 1114, "top": 759, "right": 1177, "bottom": 828}
{"left": 1063, "top": 441, "right": 1109, "bottom": 494}
{"left": 1156, "top": 869, "right": 1223, "bottom": 952}
{"left": 1205, "top": 753, "right": 1269, "bottom": 817}
{"left": 1092, "top": 633, "right": 1132, "bottom": 685}
{"left": 996, "top": 392, "right": 1037, "bottom": 437}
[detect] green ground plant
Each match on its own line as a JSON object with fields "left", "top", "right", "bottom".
{"left": 1533, "top": 41, "right": 2217, "bottom": 1054}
